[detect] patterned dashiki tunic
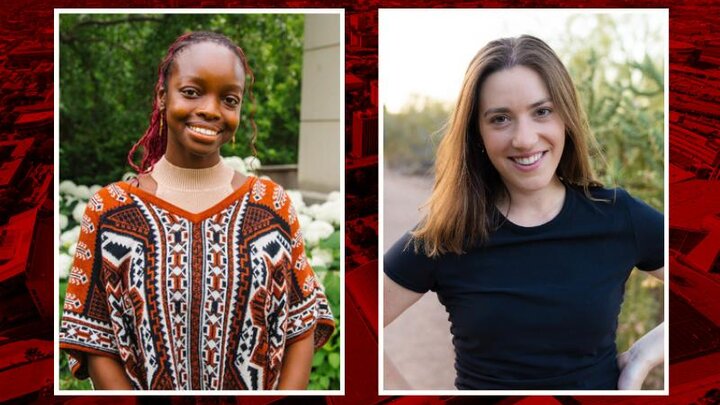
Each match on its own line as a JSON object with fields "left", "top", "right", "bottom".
{"left": 60, "top": 176, "right": 335, "bottom": 390}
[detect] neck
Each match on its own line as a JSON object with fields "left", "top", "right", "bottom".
{"left": 164, "top": 147, "right": 222, "bottom": 170}
{"left": 151, "top": 155, "right": 233, "bottom": 191}
{"left": 499, "top": 177, "right": 566, "bottom": 227}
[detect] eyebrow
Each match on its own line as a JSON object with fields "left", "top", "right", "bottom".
{"left": 482, "top": 98, "right": 552, "bottom": 117}
{"left": 178, "top": 76, "right": 245, "bottom": 93}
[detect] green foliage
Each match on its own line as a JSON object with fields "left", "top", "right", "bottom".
{"left": 58, "top": 279, "right": 93, "bottom": 390}
{"left": 561, "top": 14, "right": 664, "bottom": 211}
{"left": 309, "top": 232, "right": 341, "bottom": 390}
{"left": 383, "top": 97, "right": 451, "bottom": 175}
{"left": 319, "top": 230, "right": 342, "bottom": 273}
{"left": 59, "top": 13, "right": 304, "bottom": 186}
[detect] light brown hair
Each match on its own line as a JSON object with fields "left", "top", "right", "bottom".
{"left": 412, "top": 35, "right": 603, "bottom": 257}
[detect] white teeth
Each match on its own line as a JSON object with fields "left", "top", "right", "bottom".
{"left": 188, "top": 125, "right": 219, "bottom": 136}
{"left": 512, "top": 152, "right": 543, "bottom": 165}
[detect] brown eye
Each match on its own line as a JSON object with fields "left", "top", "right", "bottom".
{"left": 536, "top": 107, "right": 552, "bottom": 117}
{"left": 224, "top": 96, "right": 241, "bottom": 107}
{"left": 181, "top": 88, "right": 199, "bottom": 97}
{"left": 490, "top": 115, "right": 510, "bottom": 125}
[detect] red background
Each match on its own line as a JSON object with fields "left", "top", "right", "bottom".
{"left": 1, "top": 1, "right": 719, "bottom": 404}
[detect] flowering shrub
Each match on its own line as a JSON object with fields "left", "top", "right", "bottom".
{"left": 59, "top": 156, "right": 341, "bottom": 390}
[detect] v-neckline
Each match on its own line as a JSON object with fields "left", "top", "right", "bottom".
{"left": 117, "top": 175, "right": 257, "bottom": 223}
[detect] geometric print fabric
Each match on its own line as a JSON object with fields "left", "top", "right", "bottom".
{"left": 59, "top": 176, "right": 335, "bottom": 390}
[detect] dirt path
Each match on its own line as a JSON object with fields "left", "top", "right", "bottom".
{"left": 383, "top": 169, "right": 456, "bottom": 390}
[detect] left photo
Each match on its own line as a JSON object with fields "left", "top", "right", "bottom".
{"left": 55, "top": 10, "right": 343, "bottom": 392}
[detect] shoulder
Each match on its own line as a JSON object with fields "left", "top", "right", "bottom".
{"left": 573, "top": 185, "right": 633, "bottom": 208}
{"left": 84, "top": 182, "right": 134, "bottom": 213}
{"left": 585, "top": 186, "right": 656, "bottom": 210}
{"left": 578, "top": 185, "right": 662, "bottom": 223}
{"left": 249, "top": 176, "right": 287, "bottom": 203}
{"left": 584, "top": 185, "right": 626, "bottom": 202}
{"left": 384, "top": 231, "right": 437, "bottom": 293}
{"left": 248, "top": 176, "right": 298, "bottom": 220}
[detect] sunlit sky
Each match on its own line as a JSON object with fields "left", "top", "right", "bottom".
{"left": 380, "top": 9, "right": 667, "bottom": 113}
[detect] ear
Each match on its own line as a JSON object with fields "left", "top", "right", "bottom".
{"left": 156, "top": 88, "right": 166, "bottom": 110}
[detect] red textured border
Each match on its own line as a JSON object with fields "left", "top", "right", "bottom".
{"left": 0, "top": 1, "right": 718, "bottom": 404}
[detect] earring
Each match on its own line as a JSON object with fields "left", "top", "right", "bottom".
{"left": 159, "top": 108, "right": 165, "bottom": 135}
{"left": 232, "top": 131, "right": 236, "bottom": 145}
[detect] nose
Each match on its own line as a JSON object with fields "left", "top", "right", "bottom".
{"left": 197, "top": 97, "right": 221, "bottom": 121}
{"left": 511, "top": 117, "right": 538, "bottom": 150}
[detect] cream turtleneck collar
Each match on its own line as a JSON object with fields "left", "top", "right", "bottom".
{"left": 150, "top": 156, "right": 235, "bottom": 213}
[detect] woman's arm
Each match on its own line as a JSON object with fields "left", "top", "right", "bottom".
{"left": 384, "top": 274, "right": 424, "bottom": 327}
{"left": 617, "top": 267, "right": 665, "bottom": 390}
{"left": 87, "top": 354, "right": 134, "bottom": 390}
{"left": 277, "top": 333, "right": 315, "bottom": 389}
{"left": 383, "top": 275, "right": 425, "bottom": 389}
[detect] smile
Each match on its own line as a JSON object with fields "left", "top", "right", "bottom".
{"left": 511, "top": 151, "right": 545, "bottom": 166}
{"left": 188, "top": 125, "right": 220, "bottom": 136}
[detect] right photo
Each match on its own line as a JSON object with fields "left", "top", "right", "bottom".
{"left": 380, "top": 9, "right": 667, "bottom": 392}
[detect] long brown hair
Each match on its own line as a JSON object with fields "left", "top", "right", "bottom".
{"left": 412, "top": 35, "right": 603, "bottom": 257}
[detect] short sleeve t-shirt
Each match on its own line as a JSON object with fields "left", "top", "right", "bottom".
{"left": 384, "top": 186, "right": 663, "bottom": 390}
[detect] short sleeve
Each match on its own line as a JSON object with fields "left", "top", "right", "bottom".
{"left": 270, "top": 181, "right": 335, "bottom": 349}
{"left": 384, "top": 232, "right": 436, "bottom": 293}
{"left": 623, "top": 190, "right": 665, "bottom": 271}
{"left": 59, "top": 189, "right": 120, "bottom": 379}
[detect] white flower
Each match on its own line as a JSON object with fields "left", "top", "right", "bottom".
{"left": 286, "top": 190, "right": 306, "bottom": 213}
{"left": 303, "top": 220, "right": 334, "bottom": 247}
{"left": 223, "top": 156, "right": 247, "bottom": 174}
{"left": 74, "top": 185, "right": 92, "bottom": 200}
{"left": 305, "top": 203, "right": 322, "bottom": 219}
{"left": 314, "top": 200, "right": 342, "bottom": 227}
{"left": 59, "top": 180, "right": 78, "bottom": 196}
{"left": 68, "top": 242, "right": 77, "bottom": 257}
{"left": 60, "top": 226, "right": 81, "bottom": 248}
{"left": 309, "top": 247, "right": 333, "bottom": 268}
{"left": 244, "top": 156, "right": 261, "bottom": 171}
{"left": 90, "top": 185, "right": 102, "bottom": 195}
{"left": 298, "top": 214, "right": 313, "bottom": 231}
{"left": 59, "top": 214, "right": 68, "bottom": 231}
{"left": 58, "top": 253, "right": 72, "bottom": 279}
{"left": 72, "top": 202, "right": 87, "bottom": 223}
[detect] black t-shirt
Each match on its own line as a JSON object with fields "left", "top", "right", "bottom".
{"left": 384, "top": 186, "right": 664, "bottom": 390}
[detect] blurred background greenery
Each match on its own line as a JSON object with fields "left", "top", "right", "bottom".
{"left": 58, "top": 13, "right": 340, "bottom": 391}
{"left": 384, "top": 14, "right": 664, "bottom": 389}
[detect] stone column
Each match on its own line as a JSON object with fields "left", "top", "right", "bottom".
{"left": 298, "top": 14, "right": 342, "bottom": 195}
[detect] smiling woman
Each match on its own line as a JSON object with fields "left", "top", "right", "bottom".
{"left": 383, "top": 35, "right": 665, "bottom": 391}
{"left": 161, "top": 42, "right": 246, "bottom": 168}
{"left": 58, "top": 31, "right": 335, "bottom": 391}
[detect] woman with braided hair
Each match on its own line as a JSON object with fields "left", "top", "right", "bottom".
{"left": 60, "top": 31, "right": 334, "bottom": 390}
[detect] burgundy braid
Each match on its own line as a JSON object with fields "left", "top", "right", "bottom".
{"left": 127, "top": 31, "right": 257, "bottom": 174}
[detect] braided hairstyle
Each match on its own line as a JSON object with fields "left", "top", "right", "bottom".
{"left": 127, "top": 31, "right": 256, "bottom": 173}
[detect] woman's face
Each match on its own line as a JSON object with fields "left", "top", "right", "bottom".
{"left": 478, "top": 65, "right": 565, "bottom": 198}
{"left": 160, "top": 41, "right": 245, "bottom": 168}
